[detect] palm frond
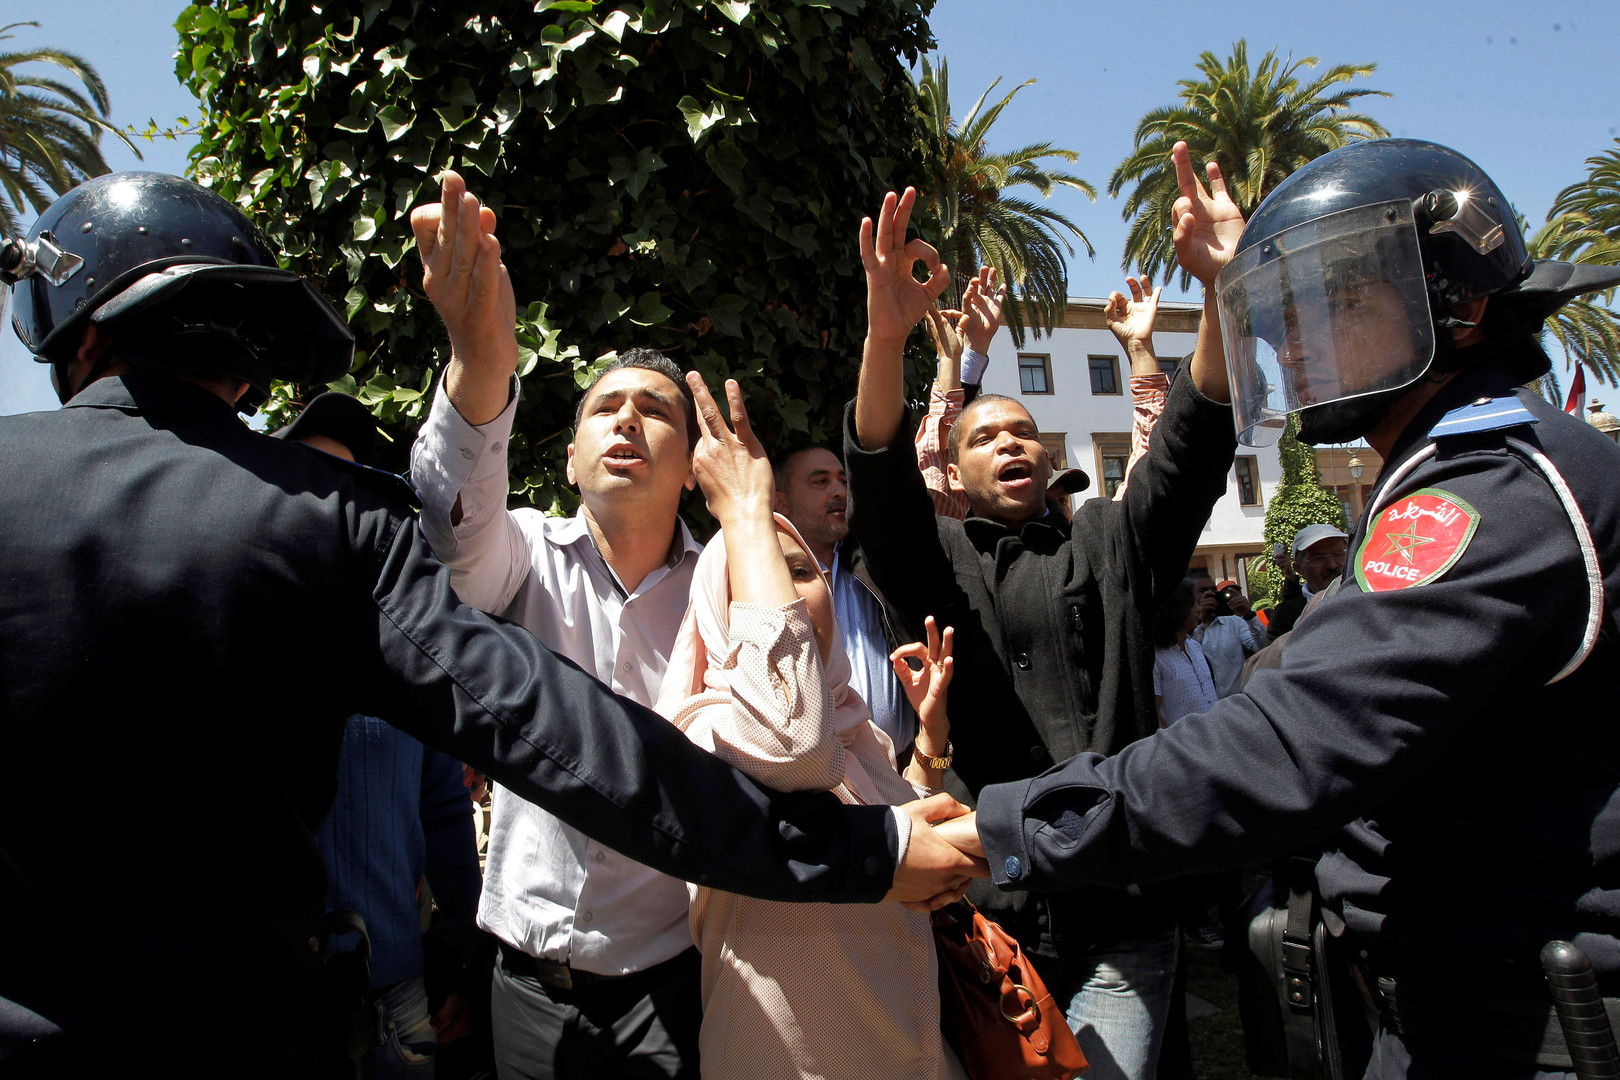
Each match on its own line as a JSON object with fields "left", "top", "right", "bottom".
{"left": 1111, "top": 39, "right": 1387, "bottom": 282}
{"left": 911, "top": 55, "right": 1094, "bottom": 346}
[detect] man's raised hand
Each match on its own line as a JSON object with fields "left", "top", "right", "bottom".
{"left": 960, "top": 265, "right": 1006, "bottom": 354}
{"left": 1170, "top": 141, "right": 1246, "bottom": 290}
{"left": 410, "top": 172, "right": 518, "bottom": 422}
{"left": 1105, "top": 273, "right": 1162, "bottom": 350}
{"left": 860, "top": 188, "right": 950, "bottom": 347}
{"left": 685, "top": 372, "right": 773, "bottom": 530}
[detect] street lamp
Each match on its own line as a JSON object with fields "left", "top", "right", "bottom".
{"left": 1347, "top": 454, "right": 1365, "bottom": 481}
{"left": 1589, "top": 402, "right": 1620, "bottom": 444}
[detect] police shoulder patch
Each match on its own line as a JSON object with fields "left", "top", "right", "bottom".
{"left": 1354, "top": 488, "right": 1480, "bottom": 592}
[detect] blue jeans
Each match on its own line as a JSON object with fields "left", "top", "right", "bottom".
{"left": 1056, "top": 928, "right": 1180, "bottom": 1080}
{"left": 373, "top": 975, "right": 437, "bottom": 1079}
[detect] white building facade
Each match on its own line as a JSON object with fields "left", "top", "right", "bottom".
{"left": 975, "top": 297, "right": 1282, "bottom": 591}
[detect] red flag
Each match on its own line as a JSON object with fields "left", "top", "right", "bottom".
{"left": 1565, "top": 366, "right": 1587, "bottom": 415}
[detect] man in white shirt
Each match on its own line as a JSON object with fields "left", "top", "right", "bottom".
{"left": 1190, "top": 573, "right": 1268, "bottom": 698}
{"left": 409, "top": 185, "right": 706, "bottom": 1079}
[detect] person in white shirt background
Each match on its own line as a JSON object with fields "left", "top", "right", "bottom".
{"left": 1189, "top": 572, "right": 1267, "bottom": 699}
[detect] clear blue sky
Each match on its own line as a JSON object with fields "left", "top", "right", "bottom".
{"left": 4, "top": 0, "right": 1617, "bottom": 413}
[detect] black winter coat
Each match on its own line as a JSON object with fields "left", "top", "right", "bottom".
{"left": 846, "top": 370, "right": 1238, "bottom": 957}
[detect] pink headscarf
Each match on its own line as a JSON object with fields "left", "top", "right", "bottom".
{"left": 657, "top": 513, "right": 897, "bottom": 806}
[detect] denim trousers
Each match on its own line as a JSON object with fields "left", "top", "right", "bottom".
{"left": 373, "top": 975, "right": 438, "bottom": 1079}
{"left": 1055, "top": 928, "right": 1180, "bottom": 1080}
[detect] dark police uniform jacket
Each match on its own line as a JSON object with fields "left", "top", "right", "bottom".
{"left": 0, "top": 374, "right": 897, "bottom": 1071}
{"left": 846, "top": 370, "right": 1238, "bottom": 959}
{"left": 978, "top": 349, "right": 1620, "bottom": 1029}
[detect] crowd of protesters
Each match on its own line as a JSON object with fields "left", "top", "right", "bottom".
{"left": 263, "top": 162, "right": 1258, "bottom": 1080}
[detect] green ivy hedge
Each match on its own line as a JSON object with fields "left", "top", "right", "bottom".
{"left": 177, "top": 0, "right": 935, "bottom": 509}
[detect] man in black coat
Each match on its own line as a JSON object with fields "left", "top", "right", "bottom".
{"left": 845, "top": 157, "right": 1241, "bottom": 1080}
{"left": 935, "top": 139, "right": 1620, "bottom": 1080}
{"left": 0, "top": 173, "right": 976, "bottom": 1076}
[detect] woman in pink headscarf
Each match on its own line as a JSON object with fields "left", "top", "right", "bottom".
{"left": 662, "top": 375, "right": 966, "bottom": 1080}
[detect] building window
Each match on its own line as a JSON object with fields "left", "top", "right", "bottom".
{"left": 1039, "top": 433, "right": 1068, "bottom": 471}
{"left": 1092, "top": 432, "right": 1131, "bottom": 499}
{"left": 1089, "top": 355, "right": 1121, "bottom": 395}
{"left": 1018, "top": 354, "right": 1052, "bottom": 394}
{"left": 1157, "top": 358, "right": 1179, "bottom": 383}
{"left": 1234, "top": 456, "right": 1261, "bottom": 506}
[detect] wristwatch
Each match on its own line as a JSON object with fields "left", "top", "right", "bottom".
{"left": 912, "top": 740, "right": 954, "bottom": 770}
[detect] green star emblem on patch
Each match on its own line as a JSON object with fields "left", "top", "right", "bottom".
{"left": 1381, "top": 519, "right": 1438, "bottom": 564}
{"left": 1355, "top": 488, "right": 1480, "bottom": 592}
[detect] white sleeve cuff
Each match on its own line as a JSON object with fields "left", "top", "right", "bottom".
{"left": 890, "top": 805, "right": 912, "bottom": 869}
{"left": 410, "top": 375, "right": 520, "bottom": 551}
{"left": 961, "top": 348, "right": 990, "bottom": 386}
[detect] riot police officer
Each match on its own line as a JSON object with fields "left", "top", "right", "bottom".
{"left": 932, "top": 139, "right": 1620, "bottom": 1078}
{"left": 0, "top": 173, "right": 972, "bottom": 1076}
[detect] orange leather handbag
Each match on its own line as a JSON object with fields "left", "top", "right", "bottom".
{"left": 933, "top": 901, "right": 1088, "bottom": 1080}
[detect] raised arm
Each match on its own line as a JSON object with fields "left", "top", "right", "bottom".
{"left": 1106, "top": 274, "right": 1170, "bottom": 502}
{"left": 1099, "top": 146, "right": 1246, "bottom": 605}
{"left": 854, "top": 188, "right": 951, "bottom": 450}
{"left": 1170, "top": 141, "right": 1244, "bottom": 406}
{"left": 408, "top": 173, "right": 530, "bottom": 613}
{"left": 411, "top": 171, "right": 518, "bottom": 427}
{"left": 916, "top": 269, "right": 1004, "bottom": 518}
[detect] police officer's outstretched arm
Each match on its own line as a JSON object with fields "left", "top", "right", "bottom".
{"left": 361, "top": 510, "right": 907, "bottom": 904}
{"left": 972, "top": 440, "right": 1600, "bottom": 891}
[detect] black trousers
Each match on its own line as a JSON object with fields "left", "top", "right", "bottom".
{"left": 489, "top": 946, "right": 701, "bottom": 1080}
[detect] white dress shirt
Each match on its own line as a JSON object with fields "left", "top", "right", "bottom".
{"left": 411, "top": 384, "right": 701, "bottom": 975}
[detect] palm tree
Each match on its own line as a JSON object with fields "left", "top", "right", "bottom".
{"left": 0, "top": 21, "right": 137, "bottom": 236}
{"left": 1525, "top": 208, "right": 1620, "bottom": 395}
{"left": 912, "top": 57, "right": 1096, "bottom": 346}
{"left": 1110, "top": 41, "right": 1388, "bottom": 289}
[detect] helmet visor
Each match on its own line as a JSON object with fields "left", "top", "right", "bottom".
{"left": 1216, "top": 200, "right": 1435, "bottom": 447}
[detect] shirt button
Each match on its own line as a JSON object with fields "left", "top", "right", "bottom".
{"left": 594, "top": 850, "right": 606, "bottom": 863}
{"left": 491, "top": 440, "right": 502, "bottom": 453}
{"left": 1015, "top": 653, "right": 1031, "bottom": 670}
{"left": 864, "top": 855, "right": 883, "bottom": 876}
{"left": 581, "top": 911, "right": 593, "bottom": 924}
{"left": 622, "top": 662, "right": 631, "bottom": 673}
{"left": 1029, "top": 745, "right": 1048, "bottom": 762}
{"left": 460, "top": 447, "right": 475, "bottom": 460}
{"left": 1003, "top": 856, "right": 1023, "bottom": 881}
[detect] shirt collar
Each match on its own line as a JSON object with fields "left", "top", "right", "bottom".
{"left": 962, "top": 505, "right": 1069, "bottom": 550}
{"left": 556, "top": 506, "right": 702, "bottom": 571}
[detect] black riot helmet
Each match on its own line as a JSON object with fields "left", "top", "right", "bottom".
{"left": 7, "top": 172, "right": 353, "bottom": 411}
{"left": 1214, "top": 139, "right": 1620, "bottom": 446}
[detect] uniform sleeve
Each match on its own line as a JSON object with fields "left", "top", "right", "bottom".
{"left": 683, "top": 601, "right": 847, "bottom": 793}
{"left": 408, "top": 379, "right": 531, "bottom": 613}
{"left": 1106, "top": 370, "right": 1238, "bottom": 610}
{"left": 914, "top": 383, "right": 970, "bottom": 520}
{"left": 1112, "top": 371, "right": 1170, "bottom": 502}
{"left": 358, "top": 512, "right": 899, "bottom": 903}
{"left": 845, "top": 399, "right": 960, "bottom": 642}
{"left": 976, "top": 446, "right": 1592, "bottom": 892}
